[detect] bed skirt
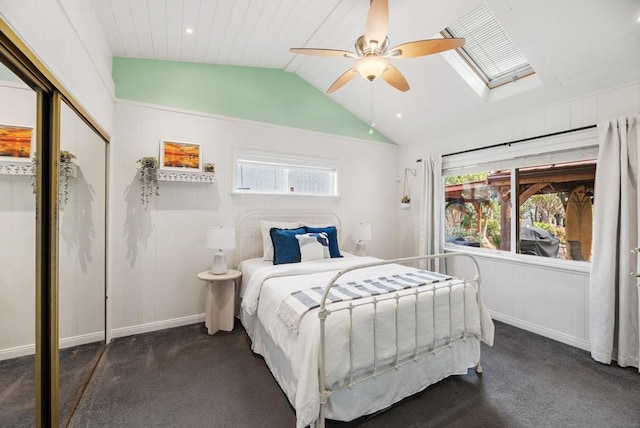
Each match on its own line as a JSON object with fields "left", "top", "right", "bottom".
{"left": 240, "top": 306, "right": 481, "bottom": 426}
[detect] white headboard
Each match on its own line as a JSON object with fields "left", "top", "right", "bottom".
{"left": 235, "top": 211, "right": 342, "bottom": 263}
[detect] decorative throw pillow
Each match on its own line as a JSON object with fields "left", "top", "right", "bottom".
{"left": 304, "top": 226, "right": 342, "bottom": 258}
{"left": 270, "top": 227, "right": 306, "bottom": 265}
{"left": 296, "top": 232, "right": 330, "bottom": 262}
{"left": 260, "top": 220, "right": 300, "bottom": 261}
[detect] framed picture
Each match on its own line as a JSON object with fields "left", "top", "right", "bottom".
{"left": 0, "top": 124, "right": 33, "bottom": 162}
{"left": 159, "top": 140, "right": 202, "bottom": 171}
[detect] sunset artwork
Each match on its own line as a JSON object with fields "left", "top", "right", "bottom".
{"left": 0, "top": 125, "right": 32, "bottom": 161}
{"left": 161, "top": 141, "right": 201, "bottom": 170}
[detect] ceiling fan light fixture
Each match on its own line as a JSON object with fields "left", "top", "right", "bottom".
{"left": 355, "top": 56, "right": 389, "bottom": 81}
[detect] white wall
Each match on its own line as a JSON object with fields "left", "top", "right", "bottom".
{"left": 397, "top": 80, "right": 640, "bottom": 350}
{"left": 0, "top": 0, "right": 115, "bottom": 135}
{"left": 0, "top": 81, "right": 108, "bottom": 360}
{"left": 109, "top": 100, "right": 399, "bottom": 336}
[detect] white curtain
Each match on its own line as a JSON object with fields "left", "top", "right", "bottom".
{"left": 590, "top": 115, "right": 639, "bottom": 369}
{"left": 418, "top": 156, "right": 444, "bottom": 272}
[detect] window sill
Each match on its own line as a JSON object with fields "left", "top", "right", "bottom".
{"left": 230, "top": 191, "right": 341, "bottom": 201}
{"left": 444, "top": 245, "right": 591, "bottom": 274}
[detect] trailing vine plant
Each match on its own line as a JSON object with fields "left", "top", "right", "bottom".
{"left": 137, "top": 156, "right": 159, "bottom": 207}
{"left": 30, "top": 150, "right": 77, "bottom": 211}
{"left": 58, "top": 151, "right": 76, "bottom": 210}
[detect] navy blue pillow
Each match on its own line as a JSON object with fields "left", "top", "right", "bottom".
{"left": 305, "top": 226, "right": 342, "bottom": 258}
{"left": 270, "top": 227, "right": 306, "bottom": 265}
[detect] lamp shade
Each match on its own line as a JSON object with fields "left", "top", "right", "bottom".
{"left": 354, "top": 56, "right": 389, "bottom": 81}
{"left": 206, "top": 226, "right": 235, "bottom": 250}
{"left": 353, "top": 223, "right": 372, "bottom": 241}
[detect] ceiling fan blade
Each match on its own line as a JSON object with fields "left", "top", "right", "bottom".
{"left": 388, "top": 38, "right": 465, "bottom": 58}
{"left": 382, "top": 65, "right": 409, "bottom": 92}
{"left": 364, "top": 0, "right": 389, "bottom": 49}
{"left": 289, "top": 48, "right": 357, "bottom": 58}
{"left": 327, "top": 68, "right": 358, "bottom": 93}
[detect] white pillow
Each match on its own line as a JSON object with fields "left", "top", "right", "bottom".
{"left": 296, "top": 232, "right": 330, "bottom": 262}
{"left": 260, "top": 220, "right": 301, "bottom": 261}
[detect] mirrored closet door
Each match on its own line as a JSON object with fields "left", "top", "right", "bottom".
{"left": 0, "top": 56, "right": 108, "bottom": 426}
{"left": 0, "top": 61, "right": 39, "bottom": 427}
{"left": 57, "top": 100, "right": 107, "bottom": 425}
{"left": 0, "top": 63, "right": 37, "bottom": 426}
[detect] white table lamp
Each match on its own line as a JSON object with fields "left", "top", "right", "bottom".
{"left": 353, "top": 223, "right": 372, "bottom": 256}
{"left": 206, "top": 226, "right": 235, "bottom": 274}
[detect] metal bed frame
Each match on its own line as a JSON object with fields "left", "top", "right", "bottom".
{"left": 316, "top": 252, "right": 483, "bottom": 428}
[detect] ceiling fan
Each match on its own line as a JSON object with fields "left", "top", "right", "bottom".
{"left": 290, "top": 0, "right": 465, "bottom": 93}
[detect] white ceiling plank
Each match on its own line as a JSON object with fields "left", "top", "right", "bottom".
{"left": 286, "top": 0, "right": 367, "bottom": 74}
{"left": 191, "top": 0, "right": 218, "bottom": 63}
{"left": 224, "top": 0, "right": 267, "bottom": 66}
{"left": 128, "top": 0, "right": 154, "bottom": 58}
{"left": 108, "top": 0, "right": 141, "bottom": 57}
{"left": 233, "top": 0, "right": 284, "bottom": 66}
{"left": 165, "top": 0, "right": 184, "bottom": 61}
{"left": 215, "top": 0, "right": 252, "bottom": 64}
{"left": 90, "top": 0, "right": 126, "bottom": 56}
{"left": 204, "top": 0, "right": 235, "bottom": 63}
{"left": 147, "top": 0, "right": 168, "bottom": 59}
{"left": 180, "top": 0, "right": 201, "bottom": 62}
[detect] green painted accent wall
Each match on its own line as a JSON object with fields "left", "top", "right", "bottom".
{"left": 113, "top": 57, "right": 392, "bottom": 144}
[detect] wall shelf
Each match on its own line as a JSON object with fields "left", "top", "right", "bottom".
{"left": 0, "top": 161, "right": 78, "bottom": 178}
{"left": 0, "top": 161, "right": 33, "bottom": 176}
{"left": 156, "top": 169, "right": 215, "bottom": 184}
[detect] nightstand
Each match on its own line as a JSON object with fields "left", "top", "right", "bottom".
{"left": 197, "top": 269, "right": 242, "bottom": 335}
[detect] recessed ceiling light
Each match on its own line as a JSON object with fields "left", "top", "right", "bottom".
{"left": 185, "top": 28, "right": 194, "bottom": 35}
{"left": 396, "top": 113, "right": 402, "bottom": 118}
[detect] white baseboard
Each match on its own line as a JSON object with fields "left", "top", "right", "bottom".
{"left": 0, "top": 331, "right": 105, "bottom": 361}
{"left": 0, "top": 343, "right": 35, "bottom": 361}
{"left": 490, "top": 311, "right": 590, "bottom": 352}
{"left": 110, "top": 314, "right": 205, "bottom": 341}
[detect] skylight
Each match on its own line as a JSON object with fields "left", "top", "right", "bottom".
{"left": 443, "top": 4, "right": 534, "bottom": 89}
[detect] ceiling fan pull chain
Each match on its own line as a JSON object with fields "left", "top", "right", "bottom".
{"left": 369, "top": 83, "right": 375, "bottom": 135}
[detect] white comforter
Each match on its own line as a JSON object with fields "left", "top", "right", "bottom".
{"left": 240, "top": 257, "right": 494, "bottom": 428}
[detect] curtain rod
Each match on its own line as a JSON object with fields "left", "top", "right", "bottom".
{"left": 418, "top": 124, "right": 597, "bottom": 160}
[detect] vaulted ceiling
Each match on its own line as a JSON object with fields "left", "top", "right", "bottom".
{"left": 90, "top": 0, "right": 640, "bottom": 145}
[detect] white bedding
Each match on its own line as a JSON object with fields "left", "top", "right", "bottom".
{"left": 239, "top": 256, "right": 494, "bottom": 428}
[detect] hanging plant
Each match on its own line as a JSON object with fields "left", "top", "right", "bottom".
{"left": 58, "top": 150, "right": 76, "bottom": 210}
{"left": 30, "top": 151, "right": 77, "bottom": 211}
{"left": 401, "top": 168, "right": 415, "bottom": 210}
{"left": 30, "top": 153, "right": 37, "bottom": 193}
{"left": 137, "top": 156, "right": 159, "bottom": 207}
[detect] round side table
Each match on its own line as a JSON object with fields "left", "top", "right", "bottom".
{"left": 197, "top": 269, "right": 242, "bottom": 335}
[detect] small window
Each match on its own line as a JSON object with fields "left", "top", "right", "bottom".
{"left": 234, "top": 151, "right": 338, "bottom": 197}
{"left": 443, "top": 4, "right": 534, "bottom": 89}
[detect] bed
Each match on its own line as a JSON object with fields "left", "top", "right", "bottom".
{"left": 236, "top": 212, "right": 494, "bottom": 428}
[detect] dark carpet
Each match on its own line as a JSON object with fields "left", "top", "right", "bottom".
{"left": 0, "top": 341, "right": 105, "bottom": 428}
{"left": 68, "top": 321, "right": 640, "bottom": 428}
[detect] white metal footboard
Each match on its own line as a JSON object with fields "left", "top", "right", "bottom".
{"left": 316, "top": 253, "right": 482, "bottom": 428}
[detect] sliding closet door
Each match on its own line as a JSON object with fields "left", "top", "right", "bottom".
{"left": 0, "top": 62, "right": 39, "bottom": 426}
{"left": 57, "top": 100, "right": 107, "bottom": 425}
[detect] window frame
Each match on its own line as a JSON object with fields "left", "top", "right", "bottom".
{"left": 441, "top": 4, "right": 535, "bottom": 89}
{"left": 441, "top": 130, "right": 598, "bottom": 269}
{"left": 232, "top": 149, "right": 340, "bottom": 198}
